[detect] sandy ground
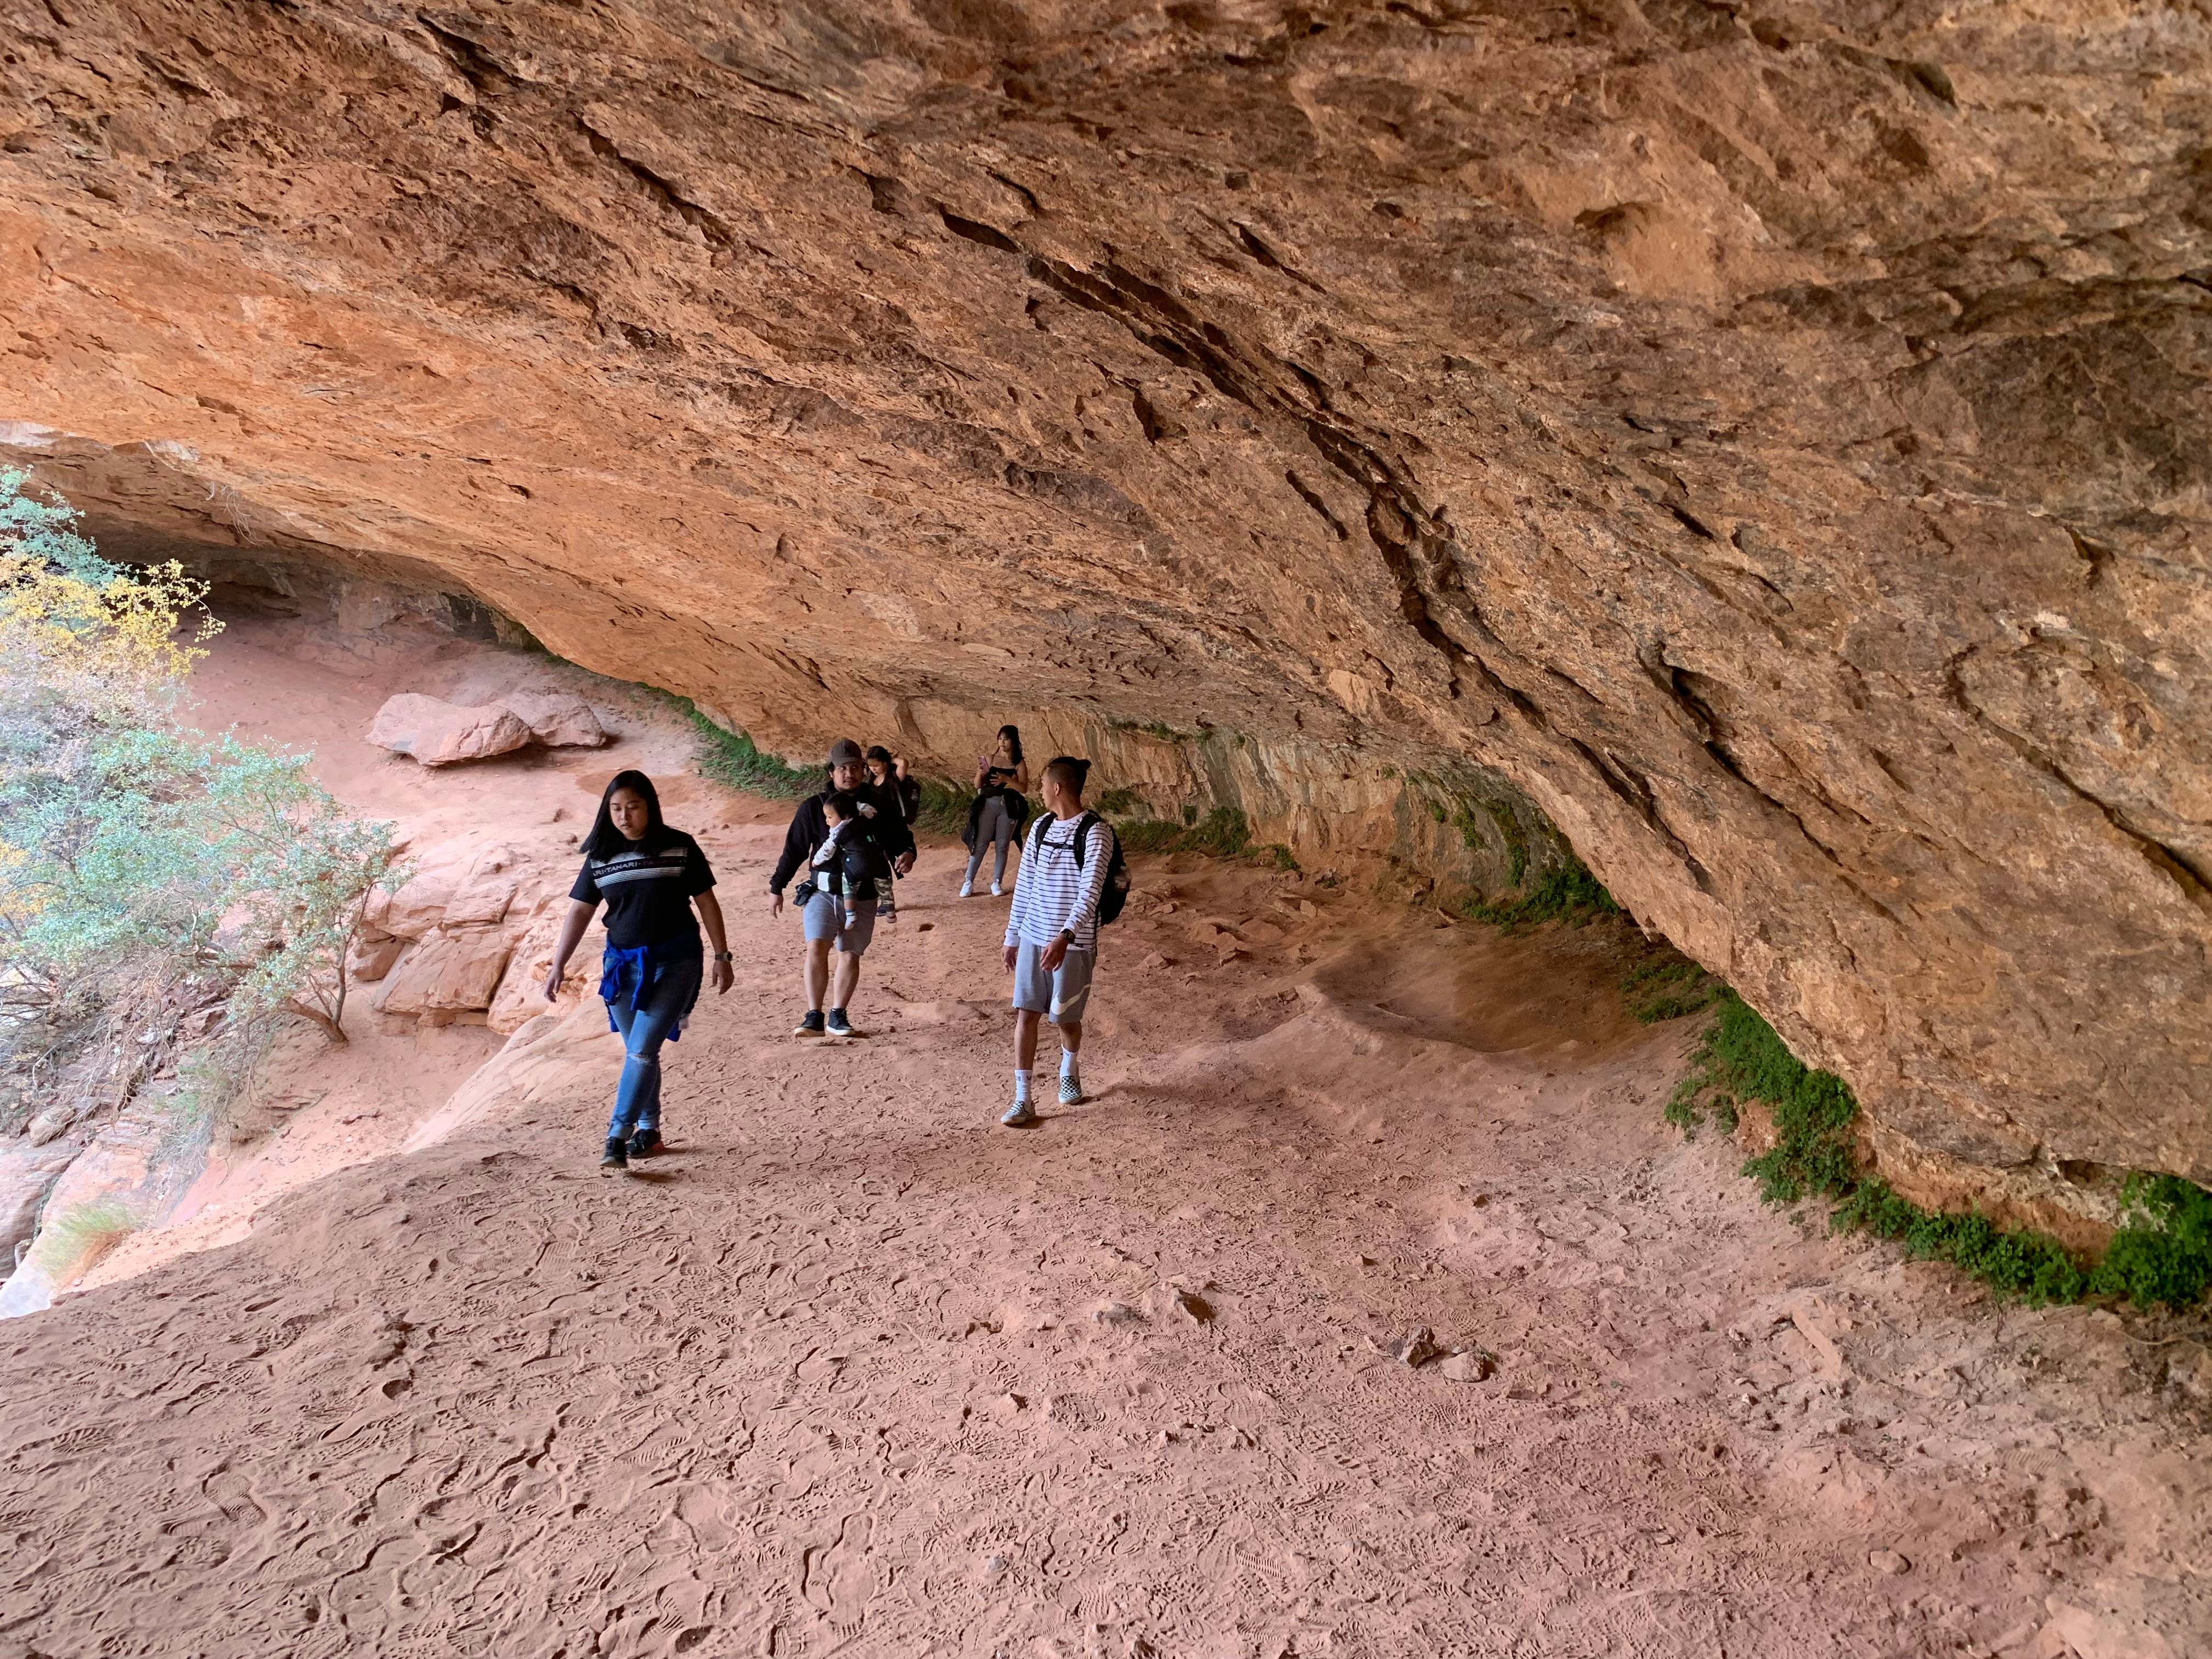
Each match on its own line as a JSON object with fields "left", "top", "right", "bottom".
{"left": 74, "top": 607, "right": 775, "bottom": 1295}
{"left": 0, "top": 616, "right": 2207, "bottom": 1658}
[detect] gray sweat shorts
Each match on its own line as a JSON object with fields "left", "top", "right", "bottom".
{"left": 802, "top": 891, "right": 877, "bottom": 955}
{"left": 1012, "top": 940, "right": 1095, "bottom": 1024}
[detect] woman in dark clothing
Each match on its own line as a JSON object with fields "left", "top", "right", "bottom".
{"left": 544, "top": 770, "right": 732, "bottom": 1171}
{"left": 961, "top": 724, "right": 1030, "bottom": 898}
{"left": 866, "top": 744, "right": 921, "bottom": 829}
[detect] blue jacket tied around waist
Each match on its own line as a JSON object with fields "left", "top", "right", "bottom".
{"left": 599, "top": 938, "right": 704, "bottom": 1040}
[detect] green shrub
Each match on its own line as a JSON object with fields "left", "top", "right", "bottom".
{"left": 0, "top": 472, "right": 396, "bottom": 1164}
{"left": 1668, "top": 990, "right": 2210, "bottom": 1310}
{"left": 911, "top": 777, "right": 970, "bottom": 838}
{"left": 1456, "top": 855, "right": 1621, "bottom": 929}
{"left": 1831, "top": 1178, "right": 2088, "bottom": 1303}
{"left": 685, "top": 710, "right": 819, "bottom": 798}
{"left": 1483, "top": 801, "right": 1530, "bottom": 886}
{"left": 1116, "top": 818, "right": 1184, "bottom": 855}
{"left": 2087, "top": 1175, "right": 2212, "bottom": 1310}
{"left": 1180, "top": 806, "right": 1251, "bottom": 857}
{"left": 1622, "top": 954, "right": 1722, "bottom": 1024}
{"left": 37, "top": 1198, "right": 137, "bottom": 1272}
{"left": 1104, "top": 803, "right": 1295, "bottom": 870}
{"left": 1107, "top": 718, "right": 1194, "bottom": 742}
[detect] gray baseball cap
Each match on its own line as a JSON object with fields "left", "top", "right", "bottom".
{"left": 826, "top": 738, "right": 865, "bottom": 766}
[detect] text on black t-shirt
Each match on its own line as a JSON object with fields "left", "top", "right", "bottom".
{"left": 569, "top": 830, "right": 715, "bottom": 949}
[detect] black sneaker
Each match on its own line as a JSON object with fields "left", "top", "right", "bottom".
{"left": 794, "top": 1009, "right": 826, "bottom": 1037}
{"left": 600, "top": 1136, "right": 628, "bottom": 1171}
{"left": 629, "top": 1127, "right": 662, "bottom": 1158}
{"left": 826, "top": 1007, "right": 855, "bottom": 1037}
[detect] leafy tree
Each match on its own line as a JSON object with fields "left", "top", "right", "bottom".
{"left": 0, "top": 470, "right": 395, "bottom": 1114}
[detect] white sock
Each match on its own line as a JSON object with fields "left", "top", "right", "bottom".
{"left": 1014, "top": 1069, "right": 1032, "bottom": 1103}
{"left": 1060, "top": 1050, "right": 1079, "bottom": 1080}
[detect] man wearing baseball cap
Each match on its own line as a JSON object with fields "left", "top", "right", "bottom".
{"left": 768, "top": 737, "right": 917, "bottom": 1036}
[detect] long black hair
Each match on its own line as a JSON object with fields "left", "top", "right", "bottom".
{"left": 583, "top": 769, "right": 666, "bottom": 859}
{"left": 997, "top": 724, "right": 1024, "bottom": 766}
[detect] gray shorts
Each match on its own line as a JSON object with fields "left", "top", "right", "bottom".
{"left": 1012, "top": 940, "right": 1095, "bottom": 1024}
{"left": 802, "top": 891, "right": 876, "bottom": 955}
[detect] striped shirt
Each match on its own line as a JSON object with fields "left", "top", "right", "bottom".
{"left": 1005, "top": 812, "right": 1115, "bottom": 952}
{"left": 569, "top": 830, "right": 714, "bottom": 949}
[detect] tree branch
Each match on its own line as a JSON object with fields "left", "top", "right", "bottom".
{"left": 283, "top": 996, "right": 347, "bottom": 1045}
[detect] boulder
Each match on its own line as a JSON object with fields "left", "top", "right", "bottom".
{"left": 373, "top": 927, "right": 515, "bottom": 1016}
{"left": 367, "top": 693, "right": 532, "bottom": 767}
{"left": 348, "top": 935, "right": 404, "bottom": 983}
{"left": 496, "top": 690, "right": 609, "bottom": 749}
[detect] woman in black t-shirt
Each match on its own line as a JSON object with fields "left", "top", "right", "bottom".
{"left": 865, "top": 744, "right": 921, "bottom": 830}
{"left": 544, "top": 770, "right": 732, "bottom": 1172}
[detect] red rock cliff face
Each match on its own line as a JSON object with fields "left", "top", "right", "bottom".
{"left": 1, "top": 2, "right": 2207, "bottom": 1181}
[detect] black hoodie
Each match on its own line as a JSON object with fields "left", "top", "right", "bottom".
{"left": 769, "top": 781, "right": 917, "bottom": 895}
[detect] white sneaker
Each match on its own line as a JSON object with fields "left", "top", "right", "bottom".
{"left": 1001, "top": 1099, "right": 1037, "bottom": 1128}
{"left": 959, "top": 882, "right": 974, "bottom": 898}
{"left": 990, "top": 881, "right": 1003, "bottom": 897}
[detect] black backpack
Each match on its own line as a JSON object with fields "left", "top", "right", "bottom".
{"left": 1029, "top": 810, "right": 1131, "bottom": 926}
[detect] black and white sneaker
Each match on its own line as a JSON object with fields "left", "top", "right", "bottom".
{"left": 1000, "top": 1099, "right": 1038, "bottom": 1128}
{"left": 826, "top": 1008, "right": 856, "bottom": 1037}
{"left": 600, "top": 1136, "right": 628, "bottom": 1172}
{"left": 1058, "top": 1075, "right": 1083, "bottom": 1106}
{"left": 794, "top": 1010, "right": 826, "bottom": 1037}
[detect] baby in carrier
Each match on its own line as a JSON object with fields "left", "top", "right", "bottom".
{"left": 811, "top": 791, "right": 898, "bottom": 928}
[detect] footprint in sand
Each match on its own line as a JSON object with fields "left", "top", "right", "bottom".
{"left": 800, "top": 1510, "right": 878, "bottom": 1629}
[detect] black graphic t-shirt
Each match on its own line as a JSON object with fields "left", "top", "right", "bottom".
{"left": 569, "top": 830, "right": 715, "bottom": 949}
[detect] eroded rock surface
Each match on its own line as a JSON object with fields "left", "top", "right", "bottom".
{"left": 368, "top": 693, "right": 533, "bottom": 767}
{"left": 1, "top": 2, "right": 2207, "bottom": 1178}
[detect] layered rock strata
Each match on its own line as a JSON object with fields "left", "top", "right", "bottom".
{"left": 1, "top": 2, "right": 2207, "bottom": 1181}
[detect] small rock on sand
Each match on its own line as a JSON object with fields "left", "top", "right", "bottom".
{"left": 1869, "top": 1549, "right": 1911, "bottom": 1575}
{"left": 1093, "top": 1301, "right": 1145, "bottom": 1326}
{"left": 1390, "top": 1328, "right": 1442, "bottom": 1367}
{"left": 1172, "top": 1289, "right": 1214, "bottom": 1324}
{"left": 1441, "top": 1348, "right": 1497, "bottom": 1382}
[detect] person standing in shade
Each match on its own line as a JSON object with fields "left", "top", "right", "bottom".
{"left": 962, "top": 724, "right": 1029, "bottom": 898}
{"left": 999, "top": 756, "right": 1116, "bottom": 1128}
{"left": 544, "top": 770, "right": 732, "bottom": 1172}
{"left": 865, "top": 744, "right": 921, "bottom": 830}
{"left": 769, "top": 737, "right": 917, "bottom": 1037}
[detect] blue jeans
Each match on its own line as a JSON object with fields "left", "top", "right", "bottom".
{"left": 606, "top": 953, "right": 702, "bottom": 1139}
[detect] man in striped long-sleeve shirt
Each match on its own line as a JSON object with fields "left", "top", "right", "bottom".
{"left": 1000, "top": 756, "right": 1116, "bottom": 1128}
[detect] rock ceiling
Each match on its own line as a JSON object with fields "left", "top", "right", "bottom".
{"left": 1, "top": 0, "right": 2207, "bottom": 1177}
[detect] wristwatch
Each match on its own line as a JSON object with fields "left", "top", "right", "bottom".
{"left": 714, "top": 951, "right": 733, "bottom": 962}
{"left": 1058, "top": 928, "right": 1076, "bottom": 945}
